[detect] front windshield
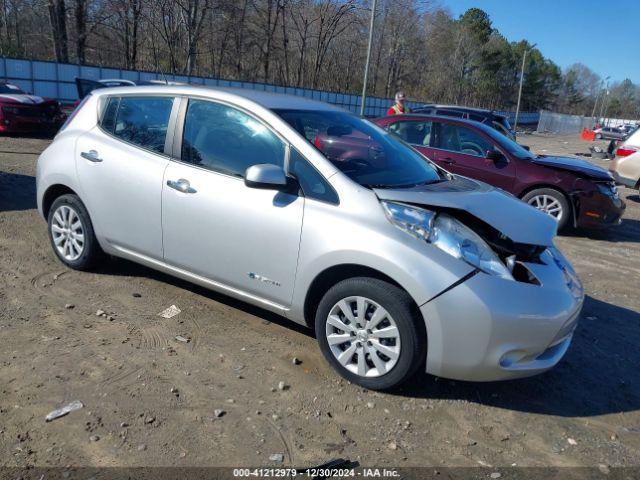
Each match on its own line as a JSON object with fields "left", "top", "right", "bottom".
{"left": 0, "top": 83, "right": 25, "bottom": 94}
{"left": 477, "top": 121, "right": 536, "bottom": 159}
{"left": 274, "top": 109, "right": 441, "bottom": 188}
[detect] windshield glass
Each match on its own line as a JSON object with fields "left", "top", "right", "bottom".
{"left": 0, "top": 83, "right": 25, "bottom": 94}
{"left": 476, "top": 121, "right": 536, "bottom": 159}
{"left": 274, "top": 109, "right": 441, "bottom": 188}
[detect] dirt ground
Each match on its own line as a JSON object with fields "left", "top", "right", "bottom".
{"left": 1, "top": 132, "right": 639, "bottom": 472}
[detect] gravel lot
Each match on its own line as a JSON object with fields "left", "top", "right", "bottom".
{"left": 1, "top": 132, "right": 639, "bottom": 471}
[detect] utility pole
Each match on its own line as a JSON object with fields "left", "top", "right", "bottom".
{"left": 591, "top": 75, "right": 610, "bottom": 119}
{"left": 513, "top": 43, "right": 536, "bottom": 136}
{"left": 360, "top": 0, "right": 377, "bottom": 117}
{"left": 599, "top": 78, "right": 611, "bottom": 125}
{"left": 601, "top": 89, "right": 611, "bottom": 126}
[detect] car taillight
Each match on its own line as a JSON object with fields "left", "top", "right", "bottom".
{"left": 314, "top": 134, "right": 322, "bottom": 149}
{"left": 615, "top": 146, "right": 638, "bottom": 157}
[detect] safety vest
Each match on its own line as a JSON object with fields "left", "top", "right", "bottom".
{"left": 391, "top": 104, "right": 411, "bottom": 114}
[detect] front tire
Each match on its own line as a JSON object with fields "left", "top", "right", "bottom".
{"left": 47, "top": 194, "right": 103, "bottom": 270}
{"left": 315, "top": 277, "right": 426, "bottom": 390}
{"left": 522, "top": 188, "right": 571, "bottom": 231}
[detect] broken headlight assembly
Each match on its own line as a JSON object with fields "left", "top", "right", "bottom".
{"left": 381, "top": 201, "right": 514, "bottom": 281}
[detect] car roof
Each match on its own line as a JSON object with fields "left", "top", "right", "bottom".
{"left": 418, "top": 104, "right": 497, "bottom": 115}
{"left": 88, "top": 84, "right": 343, "bottom": 112}
{"left": 379, "top": 112, "right": 490, "bottom": 127}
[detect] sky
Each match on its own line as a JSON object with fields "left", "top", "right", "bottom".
{"left": 441, "top": 0, "right": 640, "bottom": 84}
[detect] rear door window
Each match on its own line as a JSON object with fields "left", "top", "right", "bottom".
{"left": 112, "top": 96, "right": 174, "bottom": 154}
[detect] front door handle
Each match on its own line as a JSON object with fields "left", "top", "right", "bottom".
{"left": 441, "top": 156, "right": 456, "bottom": 165}
{"left": 166, "top": 178, "right": 196, "bottom": 194}
{"left": 80, "top": 150, "right": 102, "bottom": 162}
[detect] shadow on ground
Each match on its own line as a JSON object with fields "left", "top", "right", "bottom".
{"left": 564, "top": 217, "right": 640, "bottom": 243}
{"left": 396, "top": 295, "right": 640, "bottom": 417}
{"left": 100, "top": 255, "right": 640, "bottom": 418}
{"left": 0, "top": 172, "right": 37, "bottom": 212}
{"left": 94, "top": 256, "right": 314, "bottom": 338}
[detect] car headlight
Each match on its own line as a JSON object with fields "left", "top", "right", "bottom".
{"left": 595, "top": 182, "right": 617, "bottom": 197}
{"left": 382, "top": 201, "right": 513, "bottom": 280}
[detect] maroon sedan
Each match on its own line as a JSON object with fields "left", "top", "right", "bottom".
{"left": 0, "top": 82, "right": 64, "bottom": 135}
{"left": 373, "top": 114, "right": 625, "bottom": 230}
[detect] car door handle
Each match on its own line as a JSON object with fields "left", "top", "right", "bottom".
{"left": 441, "top": 157, "right": 456, "bottom": 165}
{"left": 166, "top": 178, "right": 196, "bottom": 194}
{"left": 80, "top": 150, "right": 102, "bottom": 162}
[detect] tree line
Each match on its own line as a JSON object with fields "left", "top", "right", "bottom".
{"left": 1, "top": 0, "right": 638, "bottom": 119}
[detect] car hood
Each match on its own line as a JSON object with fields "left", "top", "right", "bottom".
{"left": 0, "top": 94, "right": 48, "bottom": 105}
{"left": 374, "top": 176, "right": 557, "bottom": 246}
{"left": 532, "top": 155, "right": 613, "bottom": 181}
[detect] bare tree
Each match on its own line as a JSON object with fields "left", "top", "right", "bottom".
{"left": 47, "top": 0, "right": 69, "bottom": 62}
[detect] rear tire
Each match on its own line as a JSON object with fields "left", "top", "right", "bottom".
{"left": 315, "top": 277, "right": 426, "bottom": 391}
{"left": 47, "top": 194, "right": 104, "bottom": 270}
{"left": 522, "top": 188, "right": 571, "bottom": 231}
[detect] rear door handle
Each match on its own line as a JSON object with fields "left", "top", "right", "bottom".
{"left": 441, "top": 156, "right": 456, "bottom": 165}
{"left": 166, "top": 178, "right": 196, "bottom": 194}
{"left": 80, "top": 150, "right": 102, "bottom": 162}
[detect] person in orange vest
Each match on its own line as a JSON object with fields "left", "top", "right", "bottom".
{"left": 387, "top": 90, "right": 411, "bottom": 115}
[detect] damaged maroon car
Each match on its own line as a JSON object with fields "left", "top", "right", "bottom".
{"left": 0, "top": 82, "right": 64, "bottom": 135}
{"left": 373, "top": 114, "right": 625, "bottom": 230}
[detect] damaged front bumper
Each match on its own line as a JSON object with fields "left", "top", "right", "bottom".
{"left": 420, "top": 248, "right": 584, "bottom": 382}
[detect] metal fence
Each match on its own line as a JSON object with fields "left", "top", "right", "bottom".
{"left": 537, "top": 111, "right": 595, "bottom": 134}
{"left": 1, "top": 56, "right": 539, "bottom": 121}
{"left": 537, "top": 110, "right": 640, "bottom": 135}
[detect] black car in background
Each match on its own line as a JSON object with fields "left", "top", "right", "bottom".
{"left": 412, "top": 104, "right": 516, "bottom": 141}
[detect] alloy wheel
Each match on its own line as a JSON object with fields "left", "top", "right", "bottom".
{"left": 51, "top": 205, "right": 85, "bottom": 261}
{"left": 527, "top": 194, "right": 564, "bottom": 222}
{"left": 325, "top": 296, "right": 401, "bottom": 378}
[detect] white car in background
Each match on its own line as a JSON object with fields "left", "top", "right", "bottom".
{"left": 610, "top": 128, "right": 640, "bottom": 189}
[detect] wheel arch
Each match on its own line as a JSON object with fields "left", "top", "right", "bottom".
{"left": 517, "top": 183, "right": 570, "bottom": 201}
{"left": 302, "top": 263, "right": 422, "bottom": 330}
{"left": 42, "top": 184, "right": 79, "bottom": 219}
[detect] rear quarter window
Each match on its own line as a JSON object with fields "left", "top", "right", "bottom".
{"left": 99, "top": 97, "right": 120, "bottom": 133}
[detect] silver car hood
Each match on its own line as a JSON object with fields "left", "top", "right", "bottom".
{"left": 374, "top": 176, "right": 557, "bottom": 246}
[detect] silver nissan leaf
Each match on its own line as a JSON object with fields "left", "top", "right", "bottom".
{"left": 36, "top": 86, "right": 584, "bottom": 390}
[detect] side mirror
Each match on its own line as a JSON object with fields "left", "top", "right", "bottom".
{"left": 485, "top": 149, "right": 505, "bottom": 162}
{"left": 245, "top": 164, "right": 288, "bottom": 190}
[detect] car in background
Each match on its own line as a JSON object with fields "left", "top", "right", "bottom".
{"left": 374, "top": 114, "right": 625, "bottom": 230}
{"left": 0, "top": 82, "right": 64, "bottom": 134}
{"left": 593, "top": 126, "right": 626, "bottom": 140}
{"left": 619, "top": 124, "right": 638, "bottom": 137}
{"left": 609, "top": 128, "right": 640, "bottom": 189}
{"left": 75, "top": 77, "right": 187, "bottom": 101}
{"left": 37, "top": 86, "right": 584, "bottom": 389}
{"left": 412, "top": 104, "right": 516, "bottom": 141}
